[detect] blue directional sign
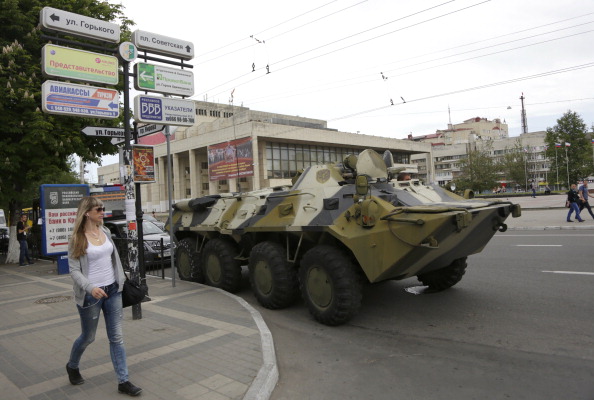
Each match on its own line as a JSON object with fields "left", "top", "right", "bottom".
{"left": 42, "top": 80, "right": 119, "bottom": 119}
{"left": 134, "top": 95, "right": 195, "bottom": 126}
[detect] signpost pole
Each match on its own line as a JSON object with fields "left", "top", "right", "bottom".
{"left": 165, "top": 125, "right": 176, "bottom": 287}
{"left": 123, "top": 60, "right": 142, "bottom": 320}
{"left": 133, "top": 122, "right": 147, "bottom": 294}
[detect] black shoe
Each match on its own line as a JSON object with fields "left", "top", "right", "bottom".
{"left": 578, "top": 219, "right": 585, "bottom": 222}
{"left": 66, "top": 364, "right": 84, "bottom": 385}
{"left": 118, "top": 381, "right": 142, "bottom": 396}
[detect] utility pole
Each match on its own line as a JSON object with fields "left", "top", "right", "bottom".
{"left": 520, "top": 93, "right": 528, "bottom": 135}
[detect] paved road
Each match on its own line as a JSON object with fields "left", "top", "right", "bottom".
{"left": 254, "top": 229, "right": 594, "bottom": 400}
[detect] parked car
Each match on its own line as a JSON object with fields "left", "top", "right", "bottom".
{"left": 0, "top": 227, "right": 9, "bottom": 254}
{"left": 103, "top": 217, "right": 172, "bottom": 269}
{"left": 143, "top": 214, "right": 166, "bottom": 231}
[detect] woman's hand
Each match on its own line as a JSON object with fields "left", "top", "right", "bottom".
{"left": 91, "top": 287, "right": 108, "bottom": 299}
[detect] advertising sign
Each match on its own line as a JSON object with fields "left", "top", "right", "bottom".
{"left": 42, "top": 44, "right": 119, "bottom": 85}
{"left": 42, "top": 80, "right": 119, "bottom": 119}
{"left": 134, "top": 95, "right": 195, "bottom": 126}
{"left": 40, "top": 184, "right": 89, "bottom": 256}
{"left": 131, "top": 30, "right": 194, "bottom": 60}
{"left": 132, "top": 145, "right": 156, "bottom": 183}
{"left": 134, "top": 63, "right": 194, "bottom": 96}
{"left": 208, "top": 137, "right": 254, "bottom": 181}
{"left": 40, "top": 7, "right": 120, "bottom": 43}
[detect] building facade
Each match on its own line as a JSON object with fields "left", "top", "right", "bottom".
{"left": 99, "top": 101, "right": 431, "bottom": 212}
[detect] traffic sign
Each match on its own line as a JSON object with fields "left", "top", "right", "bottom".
{"left": 42, "top": 44, "right": 119, "bottom": 85}
{"left": 134, "top": 63, "right": 194, "bottom": 96}
{"left": 40, "top": 7, "right": 120, "bottom": 43}
{"left": 132, "top": 30, "right": 194, "bottom": 60}
{"left": 82, "top": 126, "right": 125, "bottom": 137}
{"left": 134, "top": 95, "right": 195, "bottom": 126}
{"left": 138, "top": 124, "right": 165, "bottom": 137}
{"left": 42, "top": 80, "right": 119, "bottom": 119}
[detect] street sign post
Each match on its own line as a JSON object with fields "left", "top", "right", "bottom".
{"left": 42, "top": 80, "right": 119, "bottom": 119}
{"left": 82, "top": 126, "right": 125, "bottom": 138}
{"left": 134, "top": 63, "right": 194, "bottom": 96}
{"left": 42, "top": 44, "right": 119, "bottom": 85}
{"left": 131, "top": 30, "right": 194, "bottom": 60}
{"left": 40, "top": 7, "right": 120, "bottom": 43}
{"left": 134, "top": 95, "right": 195, "bottom": 126}
{"left": 138, "top": 124, "right": 165, "bottom": 137}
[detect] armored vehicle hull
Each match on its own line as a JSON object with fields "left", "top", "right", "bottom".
{"left": 168, "top": 149, "right": 521, "bottom": 326}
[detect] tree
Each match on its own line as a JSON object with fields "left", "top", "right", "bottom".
{"left": 453, "top": 142, "right": 499, "bottom": 194}
{"left": 0, "top": 0, "right": 134, "bottom": 263}
{"left": 544, "top": 110, "right": 593, "bottom": 189}
{"left": 498, "top": 139, "right": 529, "bottom": 191}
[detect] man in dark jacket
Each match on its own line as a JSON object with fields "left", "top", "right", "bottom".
{"left": 16, "top": 214, "right": 33, "bottom": 266}
{"left": 578, "top": 180, "right": 594, "bottom": 219}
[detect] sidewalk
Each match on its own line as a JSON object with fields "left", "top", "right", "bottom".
{"left": 489, "top": 193, "right": 594, "bottom": 230}
{"left": 0, "top": 260, "right": 277, "bottom": 400}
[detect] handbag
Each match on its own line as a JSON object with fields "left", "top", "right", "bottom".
{"left": 122, "top": 272, "right": 146, "bottom": 308}
{"left": 565, "top": 200, "right": 570, "bottom": 208}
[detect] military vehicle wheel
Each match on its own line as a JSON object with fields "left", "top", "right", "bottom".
{"left": 175, "top": 238, "right": 204, "bottom": 283}
{"left": 299, "top": 245, "right": 362, "bottom": 326}
{"left": 201, "top": 238, "right": 242, "bottom": 292}
{"left": 248, "top": 241, "right": 299, "bottom": 309}
{"left": 417, "top": 257, "right": 467, "bottom": 291}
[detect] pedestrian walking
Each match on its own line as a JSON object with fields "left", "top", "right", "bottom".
{"left": 530, "top": 182, "right": 536, "bottom": 198}
{"left": 566, "top": 184, "right": 584, "bottom": 222}
{"left": 578, "top": 180, "right": 594, "bottom": 219}
{"left": 16, "top": 214, "right": 33, "bottom": 266}
{"left": 65, "top": 196, "right": 142, "bottom": 396}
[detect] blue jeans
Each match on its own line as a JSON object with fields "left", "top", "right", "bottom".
{"left": 567, "top": 202, "right": 583, "bottom": 221}
{"left": 19, "top": 239, "right": 31, "bottom": 265}
{"left": 67, "top": 282, "right": 129, "bottom": 383}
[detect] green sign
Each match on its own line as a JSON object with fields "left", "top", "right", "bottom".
{"left": 134, "top": 62, "right": 194, "bottom": 96}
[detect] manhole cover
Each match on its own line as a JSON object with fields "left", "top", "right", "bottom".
{"left": 35, "top": 295, "right": 72, "bottom": 304}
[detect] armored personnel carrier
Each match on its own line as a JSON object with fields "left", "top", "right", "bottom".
{"left": 168, "top": 149, "right": 521, "bottom": 326}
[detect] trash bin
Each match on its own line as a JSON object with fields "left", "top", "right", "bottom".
{"left": 57, "top": 254, "right": 69, "bottom": 275}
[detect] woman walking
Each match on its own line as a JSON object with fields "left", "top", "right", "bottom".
{"left": 566, "top": 184, "right": 584, "bottom": 222}
{"left": 66, "top": 196, "right": 142, "bottom": 396}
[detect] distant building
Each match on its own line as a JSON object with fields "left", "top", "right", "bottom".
{"left": 99, "top": 101, "right": 430, "bottom": 212}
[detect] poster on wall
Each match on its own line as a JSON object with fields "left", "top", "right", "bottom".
{"left": 132, "top": 145, "right": 156, "bottom": 183}
{"left": 208, "top": 137, "right": 254, "bottom": 181}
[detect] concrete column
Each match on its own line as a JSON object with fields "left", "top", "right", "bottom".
{"left": 189, "top": 149, "right": 198, "bottom": 198}
{"left": 251, "top": 137, "right": 261, "bottom": 190}
{"left": 158, "top": 156, "right": 167, "bottom": 211}
{"left": 172, "top": 153, "right": 181, "bottom": 202}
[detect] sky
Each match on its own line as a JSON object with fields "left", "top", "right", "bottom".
{"left": 86, "top": 0, "right": 594, "bottom": 182}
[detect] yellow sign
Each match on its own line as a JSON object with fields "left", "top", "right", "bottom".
{"left": 42, "top": 44, "right": 119, "bottom": 85}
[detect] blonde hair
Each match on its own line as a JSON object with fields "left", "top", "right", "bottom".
{"left": 70, "top": 196, "right": 104, "bottom": 259}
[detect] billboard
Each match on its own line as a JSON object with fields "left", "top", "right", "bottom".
{"left": 208, "top": 137, "right": 254, "bottom": 181}
{"left": 42, "top": 44, "right": 119, "bottom": 85}
{"left": 40, "top": 184, "right": 89, "bottom": 256}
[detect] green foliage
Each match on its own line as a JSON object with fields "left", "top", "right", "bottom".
{"left": 452, "top": 142, "right": 499, "bottom": 193}
{"left": 0, "top": 0, "right": 134, "bottom": 216}
{"left": 498, "top": 138, "right": 529, "bottom": 190}
{"left": 544, "top": 110, "right": 593, "bottom": 188}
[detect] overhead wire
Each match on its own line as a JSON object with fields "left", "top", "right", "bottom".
{"left": 201, "top": 0, "right": 487, "bottom": 98}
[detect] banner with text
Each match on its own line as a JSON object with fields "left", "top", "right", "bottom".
{"left": 40, "top": 184, "right": 89, "bottom": 256}
{"left": 208, "top": 137, "right": 254, "bottom": 181}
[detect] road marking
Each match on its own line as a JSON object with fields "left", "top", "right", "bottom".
{"left": 516, "top": 244, "right": 562, "bottom": 247}
{"left": 542, "top": 271, "right": 594, "bottom": 276}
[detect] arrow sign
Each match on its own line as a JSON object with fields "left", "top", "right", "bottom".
{"left": 40, "top": 7, "right": 120, "bottom": 43}
{"left": 134, "top": 63, "right": 194, "bottom": 96}
{"left": 82, "top": 126, "right": 125, "bottom": 138}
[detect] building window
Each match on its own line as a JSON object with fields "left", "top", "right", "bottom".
{"left": 201, "top": 162, "right": 208, "bottom": 169}
{"left": 202, "top": 183, "right": 209, "bottom": 190}
{"left": 186, "top": 189, "right": 191, "bottom": 196}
